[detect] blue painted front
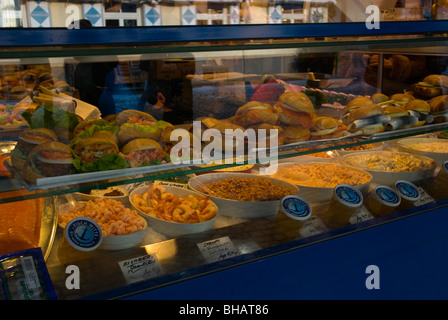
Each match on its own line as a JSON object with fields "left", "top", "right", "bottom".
{"left": 122, "top": 205, "right": 448, "bottom": 300}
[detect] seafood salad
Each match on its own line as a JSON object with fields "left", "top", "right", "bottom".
{"left": 342, "top": 151, "right": 436, "bottom": 172}
{"left": 58, "top": 198, "right": 146, "bottom": 236}
{"left": 133, "top": 185, "right": 217, "bottom": 223}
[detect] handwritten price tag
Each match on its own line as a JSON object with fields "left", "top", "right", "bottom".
{"left": 118, "top": 254, "right": 164, "bottom": 284}
{"left": 299, "top": 216, "right": 328, "bottom": 238}
{"left": 414, "top": 187, "right": 434, "bottom": 206}
{"left": 197, "top": 236, "right": 239, "bottom": 264}
{"left": 349, "top": 207, "right": 374, "bottom": 224}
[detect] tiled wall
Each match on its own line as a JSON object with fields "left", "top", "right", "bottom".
{"left": 0, "top": 0, "right": 321, "bottom": 28}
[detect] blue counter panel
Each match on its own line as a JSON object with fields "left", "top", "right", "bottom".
{"left": 124, "top": 206, "right": 448, "bottom": 300}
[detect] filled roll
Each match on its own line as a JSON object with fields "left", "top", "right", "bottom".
{"left": 121, "top": 138, "right": 168, "bottom": 168}
{"left": 23, "top": 141, "right": 73, "bottom": 184}
{"left": 234, "top": 101, "right": 279, "bottom": 127}
{"left": 11, "top": 128, "right": 58, "bottom": 170}
{"left": 274, "top": 92, "right": 315, "bottom": 128}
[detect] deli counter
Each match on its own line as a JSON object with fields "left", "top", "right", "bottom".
{"left": 2, "top": 1, "right": 448, "bottom": 301}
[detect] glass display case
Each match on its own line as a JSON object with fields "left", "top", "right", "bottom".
{"left": 1, "top": 0, "right": 448, "bottom": 300}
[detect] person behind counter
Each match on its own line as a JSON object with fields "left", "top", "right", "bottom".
{"left": 71, "top": 19, "right": 166, "bottom": 118}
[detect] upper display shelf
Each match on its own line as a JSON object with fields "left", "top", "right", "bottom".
{"left": 0, "top": 1, "right": 448, "bottom": 204}
{"left": 0, "top": 0, "right": 446, "bottom": 30}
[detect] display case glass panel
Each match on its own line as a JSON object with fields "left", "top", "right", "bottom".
{"left": 1, "top": 18, "right": 448, "bottom": 299}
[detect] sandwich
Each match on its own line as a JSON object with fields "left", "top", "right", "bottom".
{"left": 390, "top": 93, "right": 415, "bottom": 105}
{"left": 234, "top": 101, "right": 279, "bottom": 128}
{"left": 413, "top": 74, "right": 448, "bottom": 98}
{"left": 9, "top": 85, "right": 28, "bottom": 100}
{"left": 192, "top": 117, "right": 222, "bottom": 139}
{"left": 310, "top": 116, "right": 346, "bottom": 140}
{"left": 206, "top": 122, "right": 246, "bottom": 152}
{"left": 383, "top": 105, "right": 418, "bottom": 130}
{"left": 23, "top": 141, "right": 73, "bottom": 184}
{"left": 274, "top": 92, "right": 315, "bottom": 129}
{"left": 282, "top": 125, "right": 310, "bottom": 144}
{"left": 371, "top": 93, "right": 390, "bottom": 105}
{"left": 345, "top": 104, "right": 391, "bottom": 135}
{"left": 247, "top": 123, "right": 285, "bottom": 147}
{"left": 429, "top": 95, "right": 448, "bottom": 123}
{"left": 342, "top": 97, "right": 374, "bottom": 125}
{"left": 403, "top": 99, "right": 432, "bottom": 127}
{"left": 72, "top": 136, "right": 126, "bottom": 172}
{"left": 11, "top": 128, "right": 58, "bottom": 170}
{"left": 71, "top": 118, "right": 119, "bottom": 145}
{"left": 115, "top": 109, "right": 171, "bottom": 146}
{"left": 121, "top": 138, "right": 168, "bottom": 168}
{"left": 12, "top": 101, "right": 39, "bottom": 115}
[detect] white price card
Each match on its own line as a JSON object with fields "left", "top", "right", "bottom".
{"left": 197, "top": 236, "right": 239, "bottom": 264}
{"left": 414, "top": 187, "right": 434, "bottom": 206}
{"left": 349, "top": 206, "right": 374, "bottom": 224}
{"left": 299, "top": 216, "right": 328, "bottom": 238}
{"left": 118, "top": 254, "right": 164, "bottom": 284}
{"left": 154, "top": 180, "right": 189, "bottom": 188}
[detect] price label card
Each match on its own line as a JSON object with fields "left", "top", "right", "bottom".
{"left": 118, "top": 254, "right": 164, "bottom": 284}
{"left": 197, "top": 236, "right": 239, "bottom": 264}
{"left": 414, "top": 187, "right": 434, "bottom": 206}
{"left": 299, "top": 216, "right": 328, "bottom": 238}
{"left": 349, "top": 207, "right": 374, "bottom": 224}
{"left": 154, "top": 180, "right": 189, "bottom": 188}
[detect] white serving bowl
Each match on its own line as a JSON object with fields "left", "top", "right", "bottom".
{"left": 395, "top": 137, "right": 448, "bottom": 167}
{"left": 58, "top": 202, "right": 147, "bottom": 251}
{"left": 129, "top": 185, "right": 218, "bottom": 238}
{"left": 269, "top": 162, "right": 372, "bottom": 204}
{"left": 188, "top": 172, "right": 299, "bottom": 219}
{"left": 72, "top": 185, "right": 129, "bottom": 204}
{"left": 339, "top": 151, "right": 437, "bottom": 186}
{"left": 99, "top": 223, "right": 147, "bottom": 250}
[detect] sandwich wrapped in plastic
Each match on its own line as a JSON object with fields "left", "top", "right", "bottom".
{"left": 0, "top": 248, "right": 57, "bottom": 300}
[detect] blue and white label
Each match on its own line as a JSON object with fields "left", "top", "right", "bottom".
{"left": 281, "top": 195, "right": 312, "bottom": 221}
{"left": 444, "top": 161, "right": 448, "bottom": 174}
{"left": 395, "top": 180, "right": 420, "bottom": 201}
{"left": 65, "top": 217, "right": 102, "bottom": 251}
{"left": 375, "top": 186, "right": 401, "bottom": 206}
{"left": 334, "top": 184, "right": 363, "bottom": 207}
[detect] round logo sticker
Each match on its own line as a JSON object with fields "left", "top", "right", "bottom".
{"left": 65, "top": 217, "right": 103, "bottom": 251}
{"left": 444, "top": 161, "right": 448, "bottom": 174}
{"left": 334, "top": 184, "right": 363, "bottom": 207}
{"left": 395, "top": 180, "right": 420, "bottom": 201}
{"left": 375, "top": 186, "right": 401, "bottom": 206}
{"left": 281, "top": 195, "right": 312, "bottom": 221}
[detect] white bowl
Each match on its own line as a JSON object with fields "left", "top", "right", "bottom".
{"left": 58, "top": 202, "right": 147, "bottom": 251}
{"left": 395, "top": 137, "right": 448, "bottom": 167}
{"left": 129, "top": 185, "right": 218, "bottom": 238}
{"left": 73, "top": 186, "right": 129, "bottom": 204}
{"left": 100, "top": 223, "right": 147, "bottom": 251}
{"left": 270, "top": 162, "right": 372, "bottom": 203}
{"left": 339, "top": 151, "right": 437, "bottom": 186}
{"left": 188, "top": 172, "right": 299, "bottom": 219}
